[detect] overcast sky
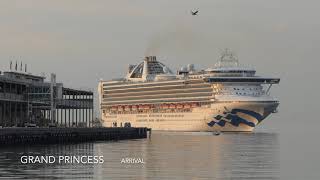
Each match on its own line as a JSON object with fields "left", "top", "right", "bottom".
{"left": 0, "top": 0, "right": 319, "bottom": 132}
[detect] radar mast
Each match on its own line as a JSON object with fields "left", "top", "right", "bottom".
{"left": 215, "top": 49, "right": 239, "bottom": 68}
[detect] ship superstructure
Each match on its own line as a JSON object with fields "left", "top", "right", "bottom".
{"left": 98, "top": 50, "right": 280, "bottom": 131}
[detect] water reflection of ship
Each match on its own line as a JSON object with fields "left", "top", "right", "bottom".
{"left": 103, "top": 132, "right": 279, "bottom": 179}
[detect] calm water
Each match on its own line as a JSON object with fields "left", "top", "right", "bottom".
{"left": 0, "top": 132, "right": 279, "bottom": 180}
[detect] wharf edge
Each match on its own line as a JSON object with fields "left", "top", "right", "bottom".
{"left": 0, "top": 127, "right": 149, "bottom": 145}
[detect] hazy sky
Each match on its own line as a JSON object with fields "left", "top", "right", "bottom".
{"left": 0, "top": 0, "right": 319, "bottom": 126}
{"left": 0, "top": 0, "right": 319, "bottom": 178}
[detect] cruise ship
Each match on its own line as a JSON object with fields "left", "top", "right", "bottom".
{"left": 98, "top": 50, "right": 280, "bottom": 132}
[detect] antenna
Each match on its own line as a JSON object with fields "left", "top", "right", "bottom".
{"left": 25, "top": 64, "right": 27, "bottom": 72}
{"left": 13, "top": 56, "right": 16, "bottom": 71}
{"left": 216, "top": 48, "right": 239, "bottom": 67}
{"left": 20, "top": 61, "right": 23, "bottom": 71}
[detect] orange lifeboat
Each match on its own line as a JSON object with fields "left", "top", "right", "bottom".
{"left": 111, "top": 106, "right": 117, "bottom": 111}
{"left": 191, "top": 103, "right": 198, "bottom": 108}
{"left": 132, "top": 105, "right": 138, "bottom": 111}
{"left": 177, "top": 104, "right": 183, "bottom": 109}
{"left": 138, "top": 105, "right": 144, "bottom": 110}
{"left": 184, "top": 104, "right": 191, "bottom": 109}
{"left": 162, "top": 104, "right": 169, "bottom": 109}
{"left": 143, "top": 105, "right": 150, "bottom": 110}
{"left": 118, "top": 106, "right": 124, "bottom": 111}
{"left": 169, "top": 104, "right": 176, "bottom": 109}
{"left": 124, "top": 106, "right": 131, "bottom": 111}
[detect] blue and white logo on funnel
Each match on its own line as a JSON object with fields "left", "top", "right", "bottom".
{"left": 207, "top": 107, "right": 264, "bottom": 127}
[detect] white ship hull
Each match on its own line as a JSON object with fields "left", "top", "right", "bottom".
{"left": 99, "top": 54, "right": 280, "bottom": 132}
{"left": 101, "top": 101, "right": 278, "bottom": 132}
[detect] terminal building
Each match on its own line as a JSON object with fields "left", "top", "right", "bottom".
{"left": 0, "top": 65, "right": 94, "bottom": 127}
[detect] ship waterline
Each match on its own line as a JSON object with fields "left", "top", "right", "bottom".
{"left": 99, "top": 50, "right": 280, "bottom": 132}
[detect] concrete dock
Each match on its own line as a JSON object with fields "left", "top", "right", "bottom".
{"left": 0, "top": 127, "right": 148, "bottom": 145}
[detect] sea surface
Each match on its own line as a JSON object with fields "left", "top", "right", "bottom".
{"left": 0, "top": 132, "right": 279, "bottom": 180}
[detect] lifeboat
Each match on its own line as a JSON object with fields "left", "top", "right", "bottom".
{"left": 184, "top": 104, "right": 191, "bottom": 109}
{"left": 177, "top": 104, "right": 183, "bottom": 109}
{"left": 191, "top": 103, "right": 198, "bottom": 108}
{"left": 162, "top": 104, "right": 169, "bottom": 109}
{"left": 169, "top": 104, "right": 176, "bottom": 109}
{"left": 111, "top": 106, "right": 117, "bottom": 111}
{"left": 124, "top": 106, "right": 131, "bottom": 111}
{"left": 118, "top": 106, "right": 124, "bottom": 111}
{"left": 143, "top": 105, "right": 150, "bottom": 110}
{"left": 138, "top": 105, "right": 144, "bottom": 110}
{"left": 132, "top": 105, "right": 138, "bottom": 111}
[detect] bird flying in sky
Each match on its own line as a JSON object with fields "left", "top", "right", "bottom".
{"left": 191, "top": 10, "right": 199, "bottom": 16}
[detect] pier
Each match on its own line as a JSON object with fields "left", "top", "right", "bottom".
{"left": 0, "top": 127, "right": 148, "bottom": 145}
{"left": 0, "top": 69, "right": 94, "bottom": 127}
{"left": 0, "top": 65, "right": 149, "bottom": 145}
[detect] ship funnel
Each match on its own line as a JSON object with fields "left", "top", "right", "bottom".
{"left": 145, "top": 56, "right": 157, "bottom": 62}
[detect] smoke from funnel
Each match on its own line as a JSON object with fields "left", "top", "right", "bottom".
{"left": 145, "top": 19, "right": 200, "bottom": 57}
